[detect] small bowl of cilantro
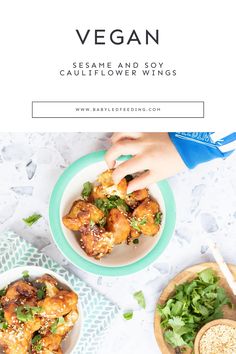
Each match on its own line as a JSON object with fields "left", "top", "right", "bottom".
{"left": 49, "top": 150, "right": 176, "bottom": 276}
{"left": 0, "top": 266, "right": 82, "bottom": 354}
{"left": 155, "top": 264, "right": 235, "bottom": 353}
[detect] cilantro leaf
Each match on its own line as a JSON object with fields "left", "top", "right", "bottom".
{"left": 0, "top": 288, "right": 6, "bottom": 297}
{"left": 123, "top": 311, "right": 133, "bottom": 320}
{"left": 95, "top": 196, "right": 129, "bottom": 215}
{"left": 23, "top": 213, "right": 42, "bottom": 226}
{"left": 168, "top": 316, "right": 185, "bottom": 332}
{"left": 198, "top": 268, "right": 215, "bottom": 284}
{"left": 133, "top": 290, "right": 146, "bottom": 309}
{"left": 16, "top": 305, "right": 42, "bottom": 322}
{"left": 130, "top": 216, "right": 147, "bottom": 231}
{"left": 157, "top": 268, "right": 231, "bottom": 349}
{"left": 164, "top": 330, "right": 188, "bottom": 347}
{"left": 81, "top": 181, "right": 93, "bottom": 199}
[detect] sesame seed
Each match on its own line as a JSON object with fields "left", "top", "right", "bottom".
{"left": 200, "top": 324, "right": 236, "bottom": 354}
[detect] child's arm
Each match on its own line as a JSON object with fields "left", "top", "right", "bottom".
{"left": 105, "top": 132, "right": 236, "bottom": 193}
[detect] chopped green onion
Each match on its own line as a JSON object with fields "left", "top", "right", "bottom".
{"left": 154, "top": 211, "right": 162, "bottom": 225}
{"left": 139, "top": 217, "right": 147, "bottom": 225}
{"left": 50, "top": 317, "right": 64, "bottom": 334}
{"left": 95, "top": 196, "right": 129, "bottom": 215}
{"left": 36, "top": 286, "right": 46, "bottom": 300}
{"left": 32, "top": 333, "right": 43, "bottom": 352}
{"left": 133, "top": 238, "right": 139, "bottom": 244}
{"left": 22, "top": 270, "right": 29, "bottom": 280}
{"left": 32, "top": 334, "right": 42, "bottom": 344}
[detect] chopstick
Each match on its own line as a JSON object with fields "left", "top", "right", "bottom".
{"left": 207, "top": 238, "right": 236, "bottom": 296}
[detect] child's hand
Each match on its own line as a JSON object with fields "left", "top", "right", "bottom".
{"left": 105, "top": 132, "right": 186, "bottom": 193}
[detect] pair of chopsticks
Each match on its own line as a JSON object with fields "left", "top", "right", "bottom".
{"left": 206, "top": 238, "right": 236, "bottom": 296}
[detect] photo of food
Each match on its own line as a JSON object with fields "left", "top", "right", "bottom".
{"left": 0, "top": 132, "right": 236, "bottom": 354}
{"left": 62, "top": 169, "right": 163, "bottom": 259}
{"left": 0, "top": 267, "right": 79, "bottom": 354}
{"left": 63, "top": 170, "right": 162, "bottom": 259}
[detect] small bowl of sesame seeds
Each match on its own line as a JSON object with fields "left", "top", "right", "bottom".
{"left": 194, "top": 319, "right": 236, "bottom": 354}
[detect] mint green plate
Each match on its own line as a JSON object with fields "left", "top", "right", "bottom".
{"left": 49, "top": 150, "right": 176, "bottom": 276}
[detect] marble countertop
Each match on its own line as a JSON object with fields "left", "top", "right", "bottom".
{"left": 0, "top": 133, "right": 236, "bottom": 354}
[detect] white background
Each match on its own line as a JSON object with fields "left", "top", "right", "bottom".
{"left": 0, "top": 0, "right": 236, "bottom": 131}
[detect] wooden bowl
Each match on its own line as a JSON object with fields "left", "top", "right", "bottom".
{"left": 154, "top": 262, "right": 236, "bottom": 354}
{"left": 194, "top": 318, "right": 236, "bottom": 354}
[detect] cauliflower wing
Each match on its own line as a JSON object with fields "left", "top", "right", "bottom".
{"left": 107, "top": 209, "right": 131, "bottom": 244}
{"left": 40, "top": 334, "right": 62, "bottom": 351}
{"left": 1, "top": 280, "right": 36, "bottom": 306}
{"left": 36, "top": 275, "right": 59, "bottom": 298}
{"left": 0, "top": 275, "right": 79, "bottom": 354}
{"left": 0, "top": 315, "right": 41, "bottom": 354}
{"left": 54, "top": 308, "right": 79, "bottom": 337}
{"left": 62, "top": 200, "right": 104, "bottom": 231}
{"left": 0, "top": 325, "right": 33, "bottom": 354}
{"left": 79, "top": 225, "right": 114, "bottom": 259}
{"left": 132, "top": 198, "right": 161, "bottom": 236}
{"left": 125, "top": 188, "right": 149, "bottom": 209}
{"left": 97, "top": 169, "right": 127, "bottom": 199}
{"left": 38, "top": 290, "right": 78, "bottom": 318}
{"left": 1, "top": 280, "right": 37, "bottom": 326}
